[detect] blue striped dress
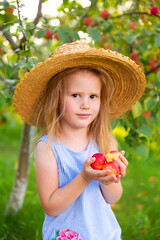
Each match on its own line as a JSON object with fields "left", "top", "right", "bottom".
{"left": 36, "top": 135, "right": 121, "bottom": 240}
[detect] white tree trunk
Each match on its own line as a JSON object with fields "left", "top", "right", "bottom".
{"left": 5, "top": 122, "right": 35, "bottom": 214}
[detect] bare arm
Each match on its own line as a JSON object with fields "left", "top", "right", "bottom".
{"left": 35, "top": 141, "right": 92, "bottom": 216}
{"left": 100, "top": 181, "right": 123, "bottom": 204}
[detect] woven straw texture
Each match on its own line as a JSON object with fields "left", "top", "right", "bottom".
{"left": 13, "top": 41, "right": 146, "bottom": 128}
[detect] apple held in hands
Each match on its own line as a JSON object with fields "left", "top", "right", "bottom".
{"left": 91, "top": 153, "right": 106, "bottom": 170}
{"left": 106, "top": 150, "right": 121, "bottom": 162}
{"left": 102, "top": 161, "right": 121, "bottom": 176}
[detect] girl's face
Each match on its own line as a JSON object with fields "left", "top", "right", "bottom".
{"left": 60, "top": 70, "right": 101, "bottom": 131}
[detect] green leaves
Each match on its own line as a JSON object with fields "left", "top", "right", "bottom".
{"left": 112, "top": 125, "right": 130, "bottom": 139}
{"left": 87, "top": 27, "right": 101, "bottom": 43}
{"left": 59, "top": 27, "right": 70, "bottom": 42}
{"left": 19, "top": 49, "right": 31, "bottom": 57}
{"left": 58, "top": 28, "right": 80, "bottom": 43}
{"left": 132, "top": 101, "right": 143, "bottom": 118}
{"left": 154, "top": 34, "right": 160, "bottom": 47}
{"left": 139, "top": 40, "right": 148, "bottom": 52}
{"left": 136, "top": 125, "right": 152, "bottom": 138}
{"left": 157, "top": 72, "right": 160, "bottom": 81}
{"left": 24, "top": 31, "right": 31, "bottom": 41}
{"left": 135, "top": 144, "right": 149, "bottom": 161}
{"left": 124, "top": 33, "right": 140, "bottom": 44}
{"left": 144, "top": 97, "right": 157, "bottom": 111}
{"left": 35, "top": 29, "right": 46, "bottom": 38}
{"left": 26, "top": 23, "right": 35, "bottom": 30}
{"left": 7, "top": 54, "right": 18, "bottom": 65}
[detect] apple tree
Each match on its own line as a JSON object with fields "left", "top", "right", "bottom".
{"left": 0, "top": 0, "right": 160, "bottom": 213}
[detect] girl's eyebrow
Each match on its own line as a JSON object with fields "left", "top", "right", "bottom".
{"left": 66, "top": 90, "right": 100, "bottom": 95}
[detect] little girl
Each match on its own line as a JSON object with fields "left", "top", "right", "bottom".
{"left": 13, "top": 41, "right": 146, "bottom": 240}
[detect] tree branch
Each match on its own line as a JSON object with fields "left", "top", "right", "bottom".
{"left": 0, "top": 0, "right": 43, "bottom": 51}
{"left": 33, "top": 0, "right": 43, "bottom": 25}
{"left": 16, "top": 0, "right": 26, "bottom": 49}
{"left": 145, "top": 62, "right": 160, "bottom": 76}
{"left": 110, "top": 11, "right": 160, "bottom": 19}
{"left": 20, "top": 0, "right": 43, "bottom": 47}
{"left": 0, "top": 24, "right": 19, "bottom": 50}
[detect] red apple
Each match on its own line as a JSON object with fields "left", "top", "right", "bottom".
{"left": 7, "top": 7, "right": 14, "bottom": 15}
{"left": 130, "top": 52, "right": 139, "bottom": 61}
{"left": 55, "top": 33, "right": 59, "bottom": 41}
{"left": 0, "top": 48, "right": 2, "bottom": 55}
{"left": 44, "top": 29, "right": 53, "bottom": 39}
{"left": 84, "top": 17, "right": 93, "bottom": 26}
{"left": 142, "top": 111, "right": 151, "bottom": 118}
{"left": 101, "top": 10, "right": 109, "bottom": 19}
{"left": 91, "top": 153, "right": 106, "bottom": 170}
{"left": 102, "top": 161, "right": 121, "bottom": 176}
{"left": 129, "top": 21, "right": 136, "bottom": 30}
{"left": 106, "top": 150, "right": 121, "bottom": 162}
{"left": 149, "top": 58, "right": 157, "bottom": 68}
{"left": 150, "top": 7, "right": 159, "bottom": 15}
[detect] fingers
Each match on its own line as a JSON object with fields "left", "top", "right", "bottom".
{"left": 114, "top": 154, "right": 128, "bottom": 178}
{"left": 119, "top": 153, "right": 128, "bottom": 167}
{"left": 83, "top": 158, "right": 110, "bottom": 180}
{"left": 91, "top": 168, "right": 111, "bottom": 178}
{"left": 100, "top": 174, "right": 121, "bottom": 185}
{"left": 84, "top": 157, "right": 95, "bottom": 167}
{"left": 120, "top": 150, "right": 125, "bottom": 156}
{"left": 100, "top": 174, "right": 117, "bottom": 183}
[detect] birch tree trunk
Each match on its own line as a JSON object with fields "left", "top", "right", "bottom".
{"left": 5, "top": 122, "right": 35, "bottom": 214}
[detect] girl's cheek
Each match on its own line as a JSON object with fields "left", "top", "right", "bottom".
{"left": 95, "top": 102, "right": 101, "bottom": 113}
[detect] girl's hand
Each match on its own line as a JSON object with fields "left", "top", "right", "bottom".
{"left": 81, "top": 150, "right": 128, "bottom": 185}
{"left": 81, "top": 157, "right": 119, "bottom": 184}
{"left": 113, "top": 150, "right": 128, "bottom": 178}
{"left": 100, "top": 151, "right": 128, "bottom": 185}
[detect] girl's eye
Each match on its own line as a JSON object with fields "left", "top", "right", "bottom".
{"left": 90, "top": 95, "right": 97, "bottom": 99}
{"left": 72, "top": 94, "right": 79, "bottom": 98}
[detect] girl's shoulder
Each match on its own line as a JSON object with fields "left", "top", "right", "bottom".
{"left": 36, "top": 134, "right": 49, "bottom": 144}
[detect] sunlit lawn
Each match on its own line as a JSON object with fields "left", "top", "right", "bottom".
{"left": 0, "top": 120, "right": 160, "bottom": 240}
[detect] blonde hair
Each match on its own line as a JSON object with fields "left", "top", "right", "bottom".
{"left": 38, "top": 66, "right": 118, "bottom": 155}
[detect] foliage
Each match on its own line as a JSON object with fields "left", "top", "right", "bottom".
{"left": 0, "top": 0, "right": 160, "bottom": 161}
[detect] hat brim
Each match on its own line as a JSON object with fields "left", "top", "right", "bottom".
{"left": 13, "top": 48, "right": 146, "bottom": 127}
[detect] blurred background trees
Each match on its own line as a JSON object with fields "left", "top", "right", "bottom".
{"left": 0, "top": 0, "right": 160, "bottom": 213}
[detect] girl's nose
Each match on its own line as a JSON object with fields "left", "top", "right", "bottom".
{"left": 80, "top": 97, "right": 90, "bottom": 109}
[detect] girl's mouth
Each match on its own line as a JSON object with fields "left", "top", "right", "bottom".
{"left": 77, "top": 114, "right": 91, "bottom": 119}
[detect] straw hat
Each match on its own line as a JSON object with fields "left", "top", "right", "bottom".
{"left": 13, "top": 40, "right": 146, "bottom": 128}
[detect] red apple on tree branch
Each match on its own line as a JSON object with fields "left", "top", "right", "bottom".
{"left": 44, "top": 29, "right": 53, "bottom": 39}
{"left": 84, "top": 17, "right": 93, "bottom": 26}
{"left": 101, "top": 10, "right": 109, "bottom": 19}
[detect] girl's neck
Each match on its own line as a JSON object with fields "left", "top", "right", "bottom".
{"left": 58, "top": 127, "right": 90, "bottom": 152}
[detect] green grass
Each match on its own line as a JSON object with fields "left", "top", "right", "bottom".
{"left": 0, "top": 121, "right": 160, "bottom": 240}
{"left": 0, "top": 122, "right": 44, "bottom": 240}
{"left": 117, "top": 160, "right": 160, "bottom": 240}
